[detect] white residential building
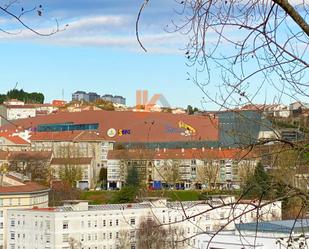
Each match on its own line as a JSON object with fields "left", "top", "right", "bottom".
{"left": 0, "top": 100, "right": 36, "bottom": 124}
{"left": 6, "top": 197, "right": 281, "bottom": 249}
{"left": 0, "top": 172, "right": 49, "bottom": 249}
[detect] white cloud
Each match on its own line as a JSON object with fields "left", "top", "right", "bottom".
{"left": 0, "top": 14, "right": 187, "bottom": 54}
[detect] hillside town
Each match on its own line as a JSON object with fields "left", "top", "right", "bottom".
{"left": 0, "top": 0, "right": 308, "bottom": 248}
{"left": 0, "top": 88, "right": 306, "bottom": 249}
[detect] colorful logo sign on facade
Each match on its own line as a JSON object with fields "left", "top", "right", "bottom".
{"left": 178, "top": 121, "right": 196, "bottom": 136}
{"left": 107, "top": 128, "right": 117, "bottom": 138}
{"left": 118, "top": 129, "right": 131, "bottom": 136}
{"left": 165, "top": 122, "right": 196, "bottom": 136}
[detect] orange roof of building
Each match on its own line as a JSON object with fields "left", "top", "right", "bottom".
{"left": 30, "top": 130, "right": 107, "bottom": 142}
{"left": 51, "top": 157, "right": 93, "bottom": 165}
{"left": 0, "top": 133, "right": 29, "bottom": 145}
{"left": 2, "top": 110, "right": 219, "bottom": 143}
{"left": 0, "top": 175, "right": 49, "bottom": 194}
{"left": 8, "top": 151, "right": 52, "bottom": 161}
{"left": 108, "top": 148, "right": 256, "bottom": 160}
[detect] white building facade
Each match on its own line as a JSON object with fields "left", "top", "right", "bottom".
{"left": 6, "top": 197, "right": 281, "bottom": 249}
{"left": 0, "top": 173, "right": 49, "bottom": 249}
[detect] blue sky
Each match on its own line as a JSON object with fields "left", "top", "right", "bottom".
{"left": 0, "top": 0, "right": 206, "bottom": 108}
{"left": 0, "top": 0, "right": 307, "bottom": 109}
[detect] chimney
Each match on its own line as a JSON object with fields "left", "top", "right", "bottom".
{"left": 163, "top": 148, "right": 166, "bottom": 153}
{"left": 181, "top": 148, "right": 184, "bottom": 153}
{"left": 202, "top": 147, "right": 205, "bottom": 152}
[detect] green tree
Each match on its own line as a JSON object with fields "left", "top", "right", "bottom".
{"left": 99, "top": 167, "right": 107, "bottom": 189}
{"left": 58, "top": 165, "right": 83, "bottom": 188}
{"left": 5, "top": 89, "right": 44, "bottom": 103}
{"left": 187, "top": 105, "right": 193, "bottom": 115}
{"left": 243, "top": 162, "right": 271, "bottom": 198}
{"left": 126, "top": 166, "right": 140, "bottom": 187}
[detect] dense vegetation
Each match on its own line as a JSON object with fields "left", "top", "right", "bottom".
{"left": 0, "top": 89, "right": 44, "bottom": 104}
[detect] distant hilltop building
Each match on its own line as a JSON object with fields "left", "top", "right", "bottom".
{"left": 72, "top": 91, "right": 100, "bottom": 102}
{"left": 72, "top": 91, "right": 126, "bottom": 105}
{"left": 101, "top": 94, "right": 126, "bottom": 105}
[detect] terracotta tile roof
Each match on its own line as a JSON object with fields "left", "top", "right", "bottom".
{"left": 2, "top": 104, "right": 37, "bottom": 109}
{"left": 31, "top": 207, "right": 55, "bottom": 211}
{"left": 107, "top": 148, "right": 255, "bottom": 160}
{"left": 2, "top": 110, "right": 219, "bottom": 143}
{"left": 0, "top": 131, "right": 29, "bottom": 145}
{"left": 0, "top": 134, "right": 29, "bottom": 145}
{"left": 51, "top": 157, "right": 93, "bottom": 165}
{"left": 0, "top": 182, "right": 49, "bottom": 194}
{"left": 8, "top": 151, "right": 52, "bottom": 161}
{"left": 30, "top": 130, "right": 107, "bottom": 142}
{"left": 0, "top": 176, "right": 49, "bottom": 194}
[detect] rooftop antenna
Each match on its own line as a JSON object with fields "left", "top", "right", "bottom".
{"left": 13, "top": 82, "right": 18, "bottom": 90}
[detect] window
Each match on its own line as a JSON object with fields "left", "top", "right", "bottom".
{"left": 220, "top": 212, "right": 225, "bottom": 220}
{"left": 103, "top": 220, "right": 106, "bottom": 227}
{"left": 205, "top": 214, "right": 210, "bottom": 220}
{"left": 46, "top": 220, "right": 51, "bottom": 230}
{"left": 46, "top": 235, "right": 51, "bottom": 243}
{"left": 109, "top": 233, "right": 112, "bottom": 239}
{"left": 88, "top": 220, "right": 91, "bottom": 228}
{"left": 130, "top": 218, "right": 135, "bottom": 225}
{"left": 11, "top": 233, "right": 15, "bottom": 240}
{"left": 62, "top": 234, "right": 69, "bottom": 243}
{"left": 10, "top": 219, "right": 15, "bottom": 227}
{"left": 109, "top": 220, "right": 112, "bottom": 226}
{"left": 115, "top": 219, "right": 119, "bottom": 226}
{"left": 63, "top": 221, "right": 69, "bottom": 229}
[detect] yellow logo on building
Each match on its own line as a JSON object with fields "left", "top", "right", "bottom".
{"left": 178, "top": 121, "right": 196, "bottom": 136}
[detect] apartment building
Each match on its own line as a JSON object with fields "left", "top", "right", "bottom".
{"left": 107, "top": 148, "right": 258, "bottom": 190}
{"left": 50, "top": 157, "right": 95, "bottom": 189}
{"left": 0, "top": 100, "right": 36, "bottom": 126}
{"left": 0, "top": 134, "right": 30, "bottom": 152}
{"left": 101, "top": 95, "right": 126, "bottom": 105}
{"left": 0, "top": 172, "right": 49, "bottom": 249}
{"left": 6, "top": 197, "right": 281, "bottom": 249}
{"left": 30, "top": 131, "right": 114, "bottom": 188}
